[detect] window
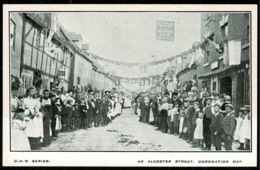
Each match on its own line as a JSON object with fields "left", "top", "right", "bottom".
{"left": 10, "top": 19, "right": 16, "bottom": 50}
{"left": 204, "top": 44, "right": 210, "bottom": 64}
{"left": 23, "top": 43, "right": 32, "bottom": 65}
{"left": 31, "top": 48, "right": 38, "bottom": 68}
{"left": 33, "top": 28, "right": 41, "bottom": 47}
{"left": 21, "top": 74, "right": 33, "bottom": 94}
{"left": 51, "top": 59, "right": 57, "bottom": 75}
{"left": 37, "top": 51, "right": 43, "bottom": 69}
{"left": 213, "top": 81, "right": 217, "bottom": 91}
{"left": 42, "top": 78, "right": 49, "bottom": 90}
{"left": 41, "top": 54, "right": 47, "bottom": 72}
{"left": 46, "top": 56, "right": 51, "bottom": 74}
{"left": 25, "top": 23, "right": 34, "bottom": 44}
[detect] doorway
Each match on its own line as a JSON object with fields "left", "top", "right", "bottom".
{"left": 220, "top": 76, "right": 232, "bottom": 96}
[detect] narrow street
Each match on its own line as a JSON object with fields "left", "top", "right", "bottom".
{"left": 40, "top": 109, "right": 239, "bottom": 151}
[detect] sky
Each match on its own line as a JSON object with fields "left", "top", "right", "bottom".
{"left": 58, "top": 12, "right": 202, "bottom": 64}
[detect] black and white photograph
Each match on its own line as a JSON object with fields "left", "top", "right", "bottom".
{"left": 3, "top": 4, "right": 258, "bottom": 167}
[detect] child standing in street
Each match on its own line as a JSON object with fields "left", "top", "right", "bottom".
{"left": 11, "top": 109, "right": 31, "bottom": 151}
{"left": 234, "top": 111, "right": 244, "bottom": 142}
{"left": 192, "top": 112, "right": 204, "bottom": 148}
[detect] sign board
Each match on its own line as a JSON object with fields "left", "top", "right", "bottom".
{"left": 156, "top": 21, "right": 175, "bottom": 41}
{"left": 211, "top": 61, "right": 219, "bottom": 70}
{"left": 57, "top": 70, "right": 65, "bottom": 76}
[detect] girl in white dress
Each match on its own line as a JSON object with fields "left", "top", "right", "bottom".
{"left": 23, "top": 86, "right": 44, "bottom": 150}
{"left": 11, "top": 109, "right": 31, "bottom": 151}
{"left": 238, "top": 106, "right": 251, "bottom": 150}
{"left": 193, "top": 112, "right": 204, "bottom": 147}
{"left": 234, "top": 111, "right": 244, "bottom": 141}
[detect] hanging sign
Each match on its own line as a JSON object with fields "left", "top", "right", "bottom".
{"left": 156, "top": 21, "right": 175, "bottom": 41}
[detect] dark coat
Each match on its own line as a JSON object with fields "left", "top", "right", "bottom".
{"left": 192, "top": 108, "right": 200, "bottom": 126}
{"left": 210, "top": 112, "right": 224, "bottom": 134}
{"left": 222, "top": 112, "right": 236, "bottom": 136}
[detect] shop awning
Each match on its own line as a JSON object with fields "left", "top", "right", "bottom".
{"left": 198, "top": 65, "right": 234, "bottom": 79}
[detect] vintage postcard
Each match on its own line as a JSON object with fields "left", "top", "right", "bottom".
{"left": 2, "top": 4, "right": 258, "bottom": 167}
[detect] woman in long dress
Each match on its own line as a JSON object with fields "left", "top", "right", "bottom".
{"left": 23, "top": 86, "right": 44, "bottom": 150}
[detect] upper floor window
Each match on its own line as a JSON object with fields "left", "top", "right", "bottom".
{"left": 10, "top": 19, "right": 16, "bottom": 50}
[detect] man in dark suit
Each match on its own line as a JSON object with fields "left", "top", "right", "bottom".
{"left": 92, "top": 92, "right": 99, "bottom": 127}
{"left": 210, "top": 103, "right": 224, "bottom": 150}
{"left": 102, "top": 95, "right": 110, "bottom": 126}
{"left": 202, "top": 97, "right": 213, "bottom": 150}
{"left": 221, "top": 104, "right": 236, "bottom": 150}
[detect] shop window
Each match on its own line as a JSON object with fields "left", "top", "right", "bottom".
{"left": 10, "top": 19, "right": 16, "bottom": 50}
{"left": 23, "top": 43, "right": 32, "bottom": 66}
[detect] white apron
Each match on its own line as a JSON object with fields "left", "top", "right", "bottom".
{"left": 23, "top": 98, "right": 44, "bottom": 138}
{"left": 234, "top": 117, "right": 243, "bottom": 140}
{"left": 239, "top": 114, "right": 251, "bottom": 140}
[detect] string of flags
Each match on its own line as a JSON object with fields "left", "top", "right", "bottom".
{"left": 89, "top": 43, "right": 205, "bottom": 67}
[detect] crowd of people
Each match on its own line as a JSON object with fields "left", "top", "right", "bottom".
{"left": 134, "top": 86, "right": 251, "bottom": 151}
{"left": 11, "top": 78, "right": 124, "bottom": 151}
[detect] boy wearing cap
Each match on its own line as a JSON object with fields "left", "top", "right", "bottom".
{"left": 202, "top": 97, "right": 213, "bottom": 150}
{"left": 210, "top": 103, "right": 224, "bottom": 150}
{"left": 221, "top": 104, "right": 236, "bottom": 150}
